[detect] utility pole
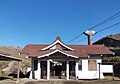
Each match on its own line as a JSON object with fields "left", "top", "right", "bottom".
{"left": 83, "top": 30, "right": 96, "bottom": 45}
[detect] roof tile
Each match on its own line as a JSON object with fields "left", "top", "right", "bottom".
{"left": 20, "top": 44, "right": 113, "bottom": 57}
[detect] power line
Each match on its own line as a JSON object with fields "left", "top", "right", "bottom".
{"left": 67, "top": 11, "right": 120, "bottom": 44}
{"left": 75, "top": 21, "right": 120, "bottom": 44}
{"left": 67, "top": 33, "right": 83, "bottom": 43}
{"left": 88, "top": 12, "right": 120, "bottom": 30}
{"left": 97, "top": 21, "right": 120, "bottom": 33}
{"left": 79, "top": 37, "right": 86, "bottom": 42}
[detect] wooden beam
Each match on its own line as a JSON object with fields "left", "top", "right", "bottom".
{"left": 0, "top": 54, "right": 22, "bottom": 61}
{"left": 16, "top": 61, "right": 20, "bottom": 83}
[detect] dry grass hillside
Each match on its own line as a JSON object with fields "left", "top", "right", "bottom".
{"left": 0, "top": 46, "right": 30, "bottom": 77}
{"left": 94, "top": 33, "right": 120, "bottom": 78}
{"left": 0, "top": 46, "right": 24, "bottom": 59}
{"left": 94, "top": 33, "right": 120, "bottom": 48}
{"left": 94, "top": 33, "right": 120, "bottom": 55}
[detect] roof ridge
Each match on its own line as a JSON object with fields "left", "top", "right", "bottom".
{"left": 27, "top": 44, "right": 49, "bottom": 45}
{"left": 68, "top": 44, "right": 104, "bottom": 46}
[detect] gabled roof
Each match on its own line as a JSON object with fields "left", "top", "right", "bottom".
{"left": 20, "top": 37, "right": 113, "bottom": 58}
{"left": 41, "top": 36, "right": 74, "bottom": 50}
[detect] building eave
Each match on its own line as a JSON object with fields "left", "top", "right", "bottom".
{"left": 41, "top": 40, "right": 74, "bottom": 51}
{"left": 38, "top": 49, "right": 78, "bottom": 59}
{"left": 0, "top": 54, "right": 22, "bottom": 61}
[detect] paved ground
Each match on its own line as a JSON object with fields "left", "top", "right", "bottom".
{"left": 24, "top": 80, "right": 120, "bottom": 84}
{"left": 0, "top": 78, "right": 120, "bottom": 84}
{"left": 19, "top": 78, "right": 120, "bottom": 84}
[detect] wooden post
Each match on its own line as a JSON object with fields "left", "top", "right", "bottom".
{"left": 17, "top": 61, "right": 20, "bottom": 79}
{"left": 112, "top": 63, "right": 114, "bottom": 80}
{"left": 16, "top": 61, "right": 20, "bottom": 83}
{"left": 31, "top": 58, "right": 35, "bottom": 79}
{"left": 98, "top": 63, "right": 100, "bottom": 82}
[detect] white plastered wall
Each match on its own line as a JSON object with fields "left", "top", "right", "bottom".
{"left": 76, "top": 59, "right": 104, "bottom": 79}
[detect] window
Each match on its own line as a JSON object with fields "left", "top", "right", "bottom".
{"left": 88, "top": 60, "right": 97, "bottom": 71}
{"left": 78, "top": 60, "right": 82, "bottom": 70}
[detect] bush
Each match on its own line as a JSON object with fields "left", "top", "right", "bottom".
{"left": 22, "top": 60, "right": 31, "bottom": 68}
{"left": 103, "top": 56, "right": 120, "bottom": 64}
{"left": 0, "top": 61, "right": 9, "bottom": 69}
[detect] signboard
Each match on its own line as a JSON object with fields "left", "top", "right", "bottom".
{"left": 100, "top": 65, "right": 113, "bottom": 73}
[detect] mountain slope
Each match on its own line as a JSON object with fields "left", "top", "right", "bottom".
{"left": 0, "top": 46, "right": 27, "bottom": 59}
{"left": 94, "top": 33, "right": 120, "bottom": 47}
{"left": 0, "top": 46, "right": 30, "bottom": 76}
{"left": 94, "top": 33, "right": 120, "bottom": 55}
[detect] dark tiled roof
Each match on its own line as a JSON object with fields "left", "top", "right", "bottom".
{"left": 20, "top": 37, "right": 113, "bottom": 57}
{"left": 20, "top": 44, "right": 113, "bottom": 57}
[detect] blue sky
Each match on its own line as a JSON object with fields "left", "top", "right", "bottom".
{"left": 0, "top": 0, "right": 120, "bottom": 47}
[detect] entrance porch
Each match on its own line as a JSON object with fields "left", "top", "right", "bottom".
{"left": 31, "top": 51, "right": 78, "bottom": 80}
{"left": 40, "top": 60, "right": 76, "bottom": 80}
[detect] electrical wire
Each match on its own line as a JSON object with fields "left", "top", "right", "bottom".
{"left": 97, "top": 21, "right": 120, "bottom": 33}
{"left": 75, "top": 21, "right": 120, "bottom": 44}
{"left": 88, "top": 12, "right": 120, "bottom": 30}
{"left": 67, "top": 33, "right": 83, "bottom": 44}
{"left": 67, "top": 11, "right": 120, "bottom": 44}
